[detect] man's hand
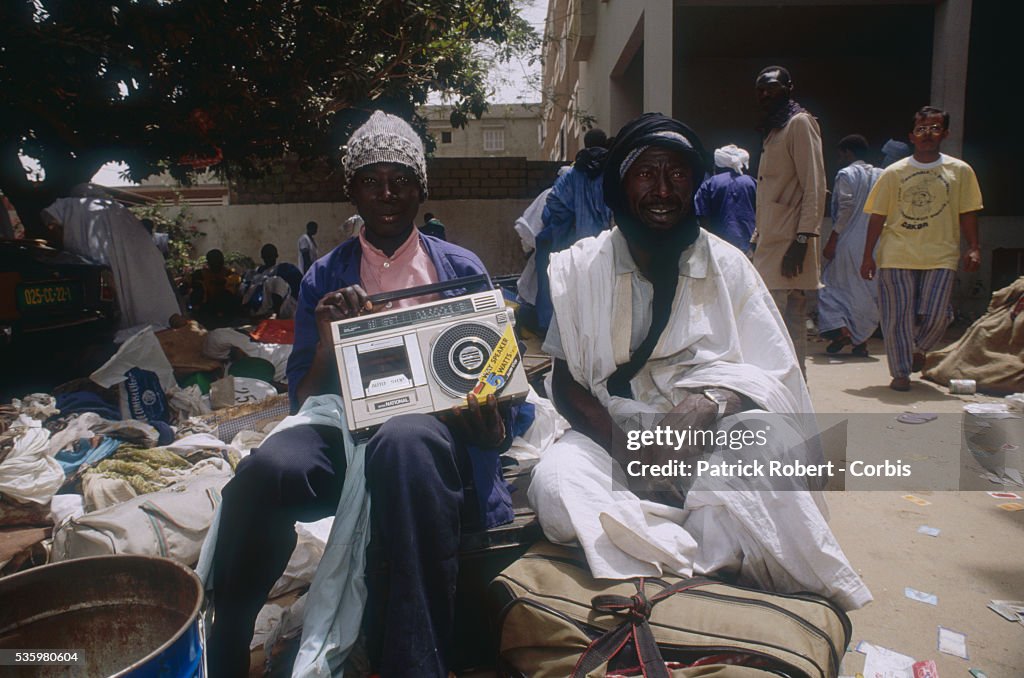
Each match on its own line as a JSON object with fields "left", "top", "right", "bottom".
{"left": 634, "top": 388, "right": 745, "bottom": 509}
{"left": 860, "top": 255, "right": 876, "bottom": 281}
{"left": 314, "top": 284, "right": 374, "bottom": 346}
{"left": 781, "top": 239, "right": 808, "bottom": 278}
{"left": 962, "top": 247, "right": 981, "bottom": 273}
{"left": 440, "top": 393, "right": 506, "bottom": 448}
{"left": 822, "top": 232, "right": 838, "bottom": 261}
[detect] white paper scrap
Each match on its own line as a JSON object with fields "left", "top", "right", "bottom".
{"left": 988, "top": 599, "right": 1024, "bottom": 621}
{"left": 863, "top": 644, "right": 916, "bottom": 678}
{"left": 905, "top": 587, "right": 938, "bottom": 605}
{"left": 937, "top": 626, "right": 968, "bottom": 659}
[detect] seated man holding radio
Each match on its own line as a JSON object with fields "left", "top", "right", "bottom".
{"left": 528, "top": 113, "right": 871, "bottom": 611}
{"left": 208, "top": 111, "right": 527, "bottom": 678}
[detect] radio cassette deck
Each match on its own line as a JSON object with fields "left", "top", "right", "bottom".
{"left": 331, "top": 288, "right": 529, "bottom": 434}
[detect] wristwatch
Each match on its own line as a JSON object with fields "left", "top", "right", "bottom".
{"left": 795, "top": 234, "right": 810, "bottom": 245}
{"left": 703, "top": 388, "right": 730, "bottom": 419}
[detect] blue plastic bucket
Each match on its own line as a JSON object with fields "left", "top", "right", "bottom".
{"left": 0, "top": 555, "right": 205, "bottom": 677}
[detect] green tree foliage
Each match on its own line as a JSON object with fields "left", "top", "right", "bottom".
{"left": 131, "top": 201, "right": 206, "bottom": 280}
{"left": 0, "top": 1, "right": 537, "bottom": 238}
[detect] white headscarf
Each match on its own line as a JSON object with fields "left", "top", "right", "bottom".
{"left": 713, "top": 144, "right": 750, "bottom": 174}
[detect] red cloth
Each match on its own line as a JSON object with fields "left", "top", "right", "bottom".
{"left": 250, "top": 318, "right": 295, "bottom": 344}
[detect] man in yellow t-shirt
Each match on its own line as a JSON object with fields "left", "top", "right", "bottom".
{"left": 860, "top": 106, "right": 983, "bottom": 391}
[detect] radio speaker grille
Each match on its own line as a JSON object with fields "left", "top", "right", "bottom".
{"left": 430, "top": 323, "right": 501, "bottom": 396}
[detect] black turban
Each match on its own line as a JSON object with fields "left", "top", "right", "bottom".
{"left": 602, "top": 112, "right": 709, "bottom": 242}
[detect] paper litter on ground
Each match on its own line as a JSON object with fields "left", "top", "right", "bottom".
{"left": 896, "top": 412, "right": 938, "bottom": 424}
{"left": 863, "top": 643, "right": 916, "bottom": 678}
{"left": 987, "top": 600, "right": 1024, "bottom": 621}
{"left": 910, "top": 659, "right": 938, "bottom": 678}
{"left": 937, "top": 626, "right": 968, "bottom": 659}
{"left": 904, "top": 587, "right": 938, "bottom": 605}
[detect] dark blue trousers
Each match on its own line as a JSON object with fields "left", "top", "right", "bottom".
{"left": 208, "top": 414, "right": 473, "bottom": 678}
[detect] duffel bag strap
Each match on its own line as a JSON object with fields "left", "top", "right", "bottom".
{"left": 570, "top": 578, "right": 715, "bottom": 678}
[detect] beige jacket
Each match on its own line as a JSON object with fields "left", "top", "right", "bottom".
{"left": 752, "top": 112, "right": 826, "bottom": 290}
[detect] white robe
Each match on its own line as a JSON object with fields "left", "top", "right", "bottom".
{"left": 42, "top": 197, "right": 180, "bottom": 330}
{"left": 530, "top": 228, "right": 872, "bottom": 611}
{"left": 514, "top": 187, "right": 552, "bottom": 306}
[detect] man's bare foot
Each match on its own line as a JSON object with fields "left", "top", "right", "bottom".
{"left": 890, "top": 376, "right": 911, "bottom": 391}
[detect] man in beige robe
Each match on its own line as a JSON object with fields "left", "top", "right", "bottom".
{"left": 751, "top": 66, "right": 826, "bottom": 378}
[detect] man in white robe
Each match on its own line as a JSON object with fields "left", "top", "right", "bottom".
{"left": 529, "top": 113, "right": 871, "bottom": 612}
{"left": 42, "top": 185, "right": 180, "bottom": 331}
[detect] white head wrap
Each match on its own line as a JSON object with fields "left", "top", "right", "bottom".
{"left": 342, "top": 111, "right": 428, "bottom": 195}
{"left": 713, "top": 145, "right": 750, "bottom": 174}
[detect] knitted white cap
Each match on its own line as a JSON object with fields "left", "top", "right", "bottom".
{"left": 342, "top": 111, "right": 428, "bottom": 196}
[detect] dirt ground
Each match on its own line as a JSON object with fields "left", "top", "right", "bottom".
{"left": 805, "top": 333, "right": 1023, "bottom": 677}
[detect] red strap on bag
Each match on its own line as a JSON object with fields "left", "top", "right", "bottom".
{"left": 570, "top": 577, "right": 714, "bottom": 678}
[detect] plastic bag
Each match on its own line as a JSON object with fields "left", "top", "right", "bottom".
{"left": 90, "top": 327, "right": 177, "bottom": 424}
{"left": 0, "top": 423, "right": 63, "bottom": 504}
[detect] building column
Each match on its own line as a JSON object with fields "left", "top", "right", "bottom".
{"left": 931, "top": 0, "right": 973, "bottom": 158}
{"left": 643, "top": 1, "right": 674, "bottom": 115}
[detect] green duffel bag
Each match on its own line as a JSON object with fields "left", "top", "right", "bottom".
{"left": 489, "top": 542, "right": 851, "bottom": 678}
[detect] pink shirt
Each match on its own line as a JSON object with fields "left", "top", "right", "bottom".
{"left": 358, "top": 226, "right": 440, "bottom": 309}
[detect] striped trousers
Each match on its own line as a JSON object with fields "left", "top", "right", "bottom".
{"left": 878, "top": 268, "right": 955, "bottom": 378}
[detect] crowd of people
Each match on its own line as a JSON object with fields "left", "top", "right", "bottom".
{"left": 516, "top": 65, "right": 981, "bottom": 394}
{"left": 197, "top": 62, "right": 992, "bottom": 673}
{"left": 35, "top": 63, "right": 985, "bottom": 678}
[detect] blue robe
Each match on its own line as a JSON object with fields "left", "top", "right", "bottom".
{"left": 694, "top": 169, "right": 757, "bottom": 252}
{"left": 534, "top": 148, "right": 613, "bottom": 330}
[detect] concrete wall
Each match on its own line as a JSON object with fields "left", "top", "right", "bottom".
{"left": 153, "top": 155, "right": 560, "bottom": 276}
{"left": 177, "top": 198, "right": 533, "bottom": 277}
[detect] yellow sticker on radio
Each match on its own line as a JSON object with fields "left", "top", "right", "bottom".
{"left": 470, "top": 323, "right": 520, "bottom": 400}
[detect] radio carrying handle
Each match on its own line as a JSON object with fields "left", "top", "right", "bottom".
{"left": 365, "top": 273, "right": 493, "bottom": 306}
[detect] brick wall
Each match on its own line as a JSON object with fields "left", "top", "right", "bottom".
{"left": 230, "top": 155, "right": 563, "bottom": 204}
{"left": 426, "top": 158, "right": 563, "bottom": 200}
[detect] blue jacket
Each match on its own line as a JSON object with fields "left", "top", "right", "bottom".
{"left": 694, "top": 170, "right": 757, "bottom": 253}
{"left": 286, "top": 232, "right": 531, "bottom": 528}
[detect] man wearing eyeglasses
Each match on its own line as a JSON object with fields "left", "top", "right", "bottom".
{"left": 860, "top": 106, "right": 983, "bottom": 391}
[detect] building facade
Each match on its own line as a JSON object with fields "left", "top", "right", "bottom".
{"left": 420, "top": 103, "right": 544, "bottom": 160}
{"left": 540, "top": 0, "right": 1018, "bottom": 314}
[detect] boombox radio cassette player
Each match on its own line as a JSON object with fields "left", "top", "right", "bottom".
{"left": 331, "top": 276, "right": 529, "bottom": 434}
